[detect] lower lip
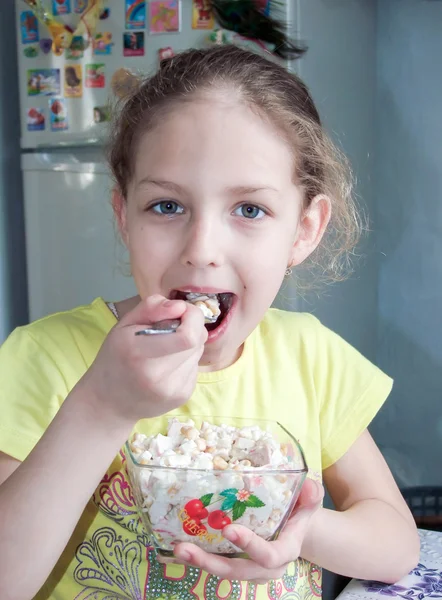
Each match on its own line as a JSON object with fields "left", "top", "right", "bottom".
{"left": 205, "top": 297, "right": 237, "bottom": 343}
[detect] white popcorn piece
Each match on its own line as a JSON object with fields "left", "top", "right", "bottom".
{"left": 139, "top": 450, "right": 152, "bottom": 465}
{"left": 180, "top": 439, "right": 198, "bottom": 455}
{"left": 192, "top": 453, "right": 214, "bottom": 470}
{"left": 167, "top": 418, "right": 188, "bottom": 440}
{"left": 150, "top": 434, "right": 174, "bottom": 457}
{"left": 235, "top": 437, "right": 255, "bottom": 452}
{"left": 165, "top": 454, "right": 192, "bottom": 468}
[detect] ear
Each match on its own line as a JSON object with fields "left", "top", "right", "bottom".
{"left": 112, "top": 188, "right": 129, "bottom": 246}
{"left": 289, "top": 194, "right": 331, "bottom": 267}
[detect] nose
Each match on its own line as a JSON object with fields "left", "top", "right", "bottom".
{"left": 180, "top": 215, "right": 225, "bottom": 269}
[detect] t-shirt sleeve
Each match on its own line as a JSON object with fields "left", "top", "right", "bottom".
{"left": 309, "top": 316, "right": 393, "bottom": 470}
{"left": 0, "top": 327, "right": 69, "bottom": 462}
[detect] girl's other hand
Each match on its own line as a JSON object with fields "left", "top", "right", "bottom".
{"left": 159, "top": 478, "right": 324, "bottom": 584}
{"left": 79, "top": 295, "right": 207, "bottom": 425}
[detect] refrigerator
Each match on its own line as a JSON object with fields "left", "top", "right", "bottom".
{"left": 14, "top": 0, "right": 293, "bottom": 321}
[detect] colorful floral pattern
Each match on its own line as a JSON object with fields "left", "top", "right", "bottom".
{"left": 362, "top": 565, "right": 442, "bottom": 599}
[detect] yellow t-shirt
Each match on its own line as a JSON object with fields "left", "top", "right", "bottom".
{"left": 0, "top": 298, "right": 393, "bottom": 600}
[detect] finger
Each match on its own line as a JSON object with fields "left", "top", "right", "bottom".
{"left": 222, "top": 525, "right": 292, "bottom": 569}
{"left": 174, "top": 302, "right": 208, "bottom": 349}
{"left": 274, "top": 479, "right": 324, "bottom": 545}
{"left": 289, "top": 478, "right": 324, "bottom": 520}
{"left": 173, "top": 543, "right": 282, "bottom": 581}
{"left": 119, "top": 295, "right": 187, "bottom": 328}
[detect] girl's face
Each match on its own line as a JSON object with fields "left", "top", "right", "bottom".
{"left": 115, "top": 95, "right": 329, "bottom": 370}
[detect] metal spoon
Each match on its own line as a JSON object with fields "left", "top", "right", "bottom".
{"left": 135, "top": 314, "right": 218, "bottom": 336}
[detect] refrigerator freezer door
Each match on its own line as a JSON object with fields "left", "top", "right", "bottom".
{"left": 22, "top": 151, "right": 135, "bottom": 321}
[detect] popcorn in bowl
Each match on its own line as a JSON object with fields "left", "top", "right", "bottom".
{"left": 125, "top": 417, "right": 308, "bottom": 557}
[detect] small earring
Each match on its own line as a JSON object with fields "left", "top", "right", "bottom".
{"left": 285, "top": 267, "right": 292, "bottom": 277}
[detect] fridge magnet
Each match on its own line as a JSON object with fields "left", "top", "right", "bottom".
{"left": 110, "top": 68, "right": 140, "bottom": 99}
{"left": 52, "top": 0, "right": 71, "bottom": 16}
{"left": 85, "top": 63, "right": 105, "bottom": 88}
{"left": 64, "top": 65, "right": 83, "bottom": 98}
{"left": 149, "top": 0, "right": 181, "bottom": 34}
{"left": 73, "top": 0, "right": 87, "bottom": 12}
{"left": 125, "top": 0, "right": 145, "bottom": 29}
{"left": 93, "top": 32, "right": 113, "bottom": 55}
{"left": 23, "top": 0, "right": 102, "bottom": 56}
{"left": 158, "top": 46, "right": 174, "bottom": 61}
{"left": 20, "top": 11, "right": 39, "bottom": 44}
{"left": 39, "top": 38, "right": 52, "bottom": 54}
{"left": 27, "top": 107, "right": 45, "bottom": 131}
{"left": 93, "top": 105, "right": 110, "bottom": 123}
{"left": 27, "top": 69, "right": 61, "bottom": 96}
{"left": 66, "top": 36, "right": 85, "bottom": 59}
{"left": 123, "top": 31, "right": 144, "bottom": 57}
{"left": 99, "top": 7, "right": 110, "bottom": 19}
{"left": 23, "top": 46, "right": 39, "bottom": 58}
{"left": 192, "top": 0, "right": 214, "bottom": 30}
{"left": 50, "top": 98, "right": 68, "bottom": 131}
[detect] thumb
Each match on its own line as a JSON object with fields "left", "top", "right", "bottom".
{"left": 117, "top": 295, "right": 187, "bottom": 329}
{"left": 291, "top": 478, "right": 324, "bottom": 520}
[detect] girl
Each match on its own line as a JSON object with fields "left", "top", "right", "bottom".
{"left": 0, "top": 46, "right": 418, "bottom": 600}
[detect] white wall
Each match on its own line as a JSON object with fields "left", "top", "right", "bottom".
{"left": 277, "top": 0, "right": 379, "bottom": 363}
{"left": 372, "top": 0, "right": 442, "bottom": 487}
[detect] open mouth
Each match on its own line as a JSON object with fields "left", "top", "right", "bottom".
{"left": 170, "top": 290, "right": 235, "bottom": 331}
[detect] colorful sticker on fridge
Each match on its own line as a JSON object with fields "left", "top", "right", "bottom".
{"left": 52, "top": 0, "right": 71, "bottom": 16}
{"left": 158, "top": 46, "right": 174, "bottom": 61}
{"left": 149, "top": 0, "right": 181, "bottom": 34}
{"left": 64, "top": 65, "right": 82, "bottom": 98}
{"left": 125, "top": 0, "right": 146, "bottom": 29}
{"left": 39, "top": 39, "right": 52, "bottom": 54}
{"left": 23, "top": 46, "right": 39, "bottom": 58}
{"left": 123, "top": 31, "right": 144, "bottom": 56}
{"left": 85, "top": 64, "right": 105, "bottom": 88}
{"left": 66, "top": 36, "right": 85, "bottom": 59}
{"left": 27, "top": 107, "right": 45, "bottom": 131}
{"left": 110, "top": 68, "right": 139, "bottom": 99}
{"left": 100, "top": 7, "right": 110, "bottom": 19}
{"left": 192, "top": 0, "right": 214, "bottom": 30}
{"left": 93, "top": 32, "right": 113, "bottom": 55}
{"left": 73, "top": 0, "right": 87, "bottom": 12}
{"left": 93, "top": 105, "right": 110, "bottom": 123}
{"left": 50, "top": 98, "right": 68, "bottom": 131}
{"left": 20, "top": 11, "right": 39, "bottom": 44}
{"left": 27, "top": 69, "right": 60, "bottom": 96}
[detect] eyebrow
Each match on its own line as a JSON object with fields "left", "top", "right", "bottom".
{"left": 136, "top": 178, "right": 184, "bottom": 195}
{"left": 136, "top": 178, "right": 278, "bottom": 195}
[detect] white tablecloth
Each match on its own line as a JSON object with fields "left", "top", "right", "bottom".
{"left": 336, "top": 529, "right": 442, "bottom": 600}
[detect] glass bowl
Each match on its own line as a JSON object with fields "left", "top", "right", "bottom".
{"left": 124, "top": 416, "right": 308, "bottom": 557}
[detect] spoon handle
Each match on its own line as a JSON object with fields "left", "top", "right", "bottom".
{"left": 135, "top": 319, "right": 180, "bottom": 336}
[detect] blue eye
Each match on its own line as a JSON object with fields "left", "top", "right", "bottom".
{"left": 234, "top": 204, "right": 265, "bottom": 219}
{"left": 151, "top": 201, "right": 184, "bottom": 215}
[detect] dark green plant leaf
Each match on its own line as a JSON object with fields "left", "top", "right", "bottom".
{"left": 199, "top": 493, "right": 214, "bottom": 507}
{"left": 232, "top": 501, "right": 247, "bottom": 521}
{"left": 244, "top": 494, "right": 265, "bottom": 508}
